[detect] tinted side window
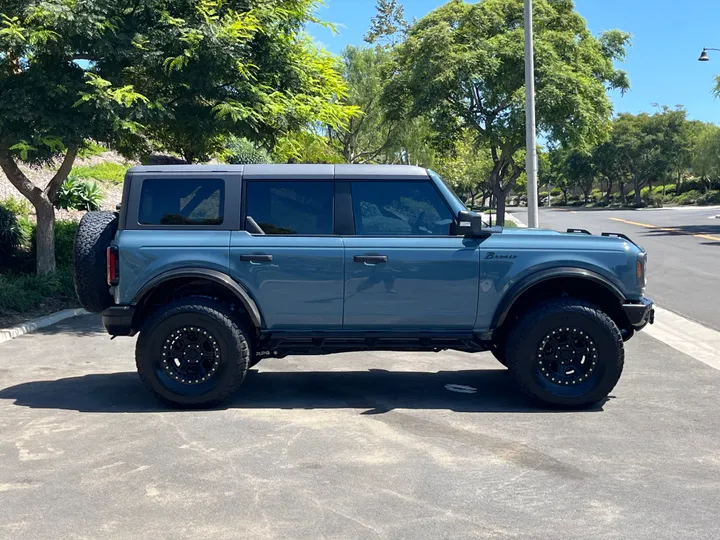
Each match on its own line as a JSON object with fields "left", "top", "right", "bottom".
{"left": 351, "top": 181, "right": 454, "bottom": 236}
{"left": 138, "top": 178, "right": 224, "bottom": 226}
{"left": 245, "top": 181, "right": 334, "bottom": 235}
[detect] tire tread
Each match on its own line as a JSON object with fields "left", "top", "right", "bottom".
{"left": 136, "top": 297, "right": 250, "bottom": 408}
{"left": 505, "top": 298, "right": 624, "bottom": 408}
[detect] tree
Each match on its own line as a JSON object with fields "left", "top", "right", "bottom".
{"left": 329, "top": 46, "right": 402, "bottom": 163}
{"left": 592, "top": 142, "right": 623, "bottom": 203}
{"left": 564, "top": 150, "right": 595, "bottom": 204}
{"left": 692, "top": 125, "right": 720, "bottom": 191}
{"left": 273, "top": 130, "right": 344, "bottom": 164}
{"left": 385, "top": 0, "right": 630, "bottom": 225}
{"left": 0, "top": 0, "right": 354, "bottom": 274}
{"left": 435, "top": 136, "right": 493, "bottom": 207}
{"left": 364, "top": 0, "right": 410, "bottom": 47}
{"left": 610, "top": 108, "right": 688, "bottom": 206}
{"left": 541, "top": 147, "right": 570, "bottom": 204}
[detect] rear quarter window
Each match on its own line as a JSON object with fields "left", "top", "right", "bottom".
{"left": 138, "top": 178, "right": 225, "bottom": 226}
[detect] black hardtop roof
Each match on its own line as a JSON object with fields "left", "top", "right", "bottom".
{"left": 126, "top": 164, "right": 430, "bottom": 180}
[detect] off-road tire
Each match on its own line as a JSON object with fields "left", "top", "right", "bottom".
{"left": 505, "top": 298, "right": 624, "bottom": 409}
{"left": 136, "top": 298, "right": 250, "bottom": 408}
{"left": 73, "top": 211, "right": 118, "bottom": 313}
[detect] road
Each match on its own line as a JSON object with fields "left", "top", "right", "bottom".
{"left": 1, "top": 315, "right": 720, "bottom": 539}
{"left": 512, "top": 206, "right": 720, "bottom": 330}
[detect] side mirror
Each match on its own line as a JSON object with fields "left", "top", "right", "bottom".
{"left": 456, "top": 210, "right": 484, "bottom": 236}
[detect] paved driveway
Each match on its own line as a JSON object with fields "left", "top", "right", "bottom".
{"left": 1, "top": 315, "right": 719, "bottom": 539}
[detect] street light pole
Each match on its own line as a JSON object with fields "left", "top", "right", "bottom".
{"left": 524, "top": 0, "right": 539, "bottom": 228}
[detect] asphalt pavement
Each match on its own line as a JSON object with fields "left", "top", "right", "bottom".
{"left": 1, "top": 315, "right": 720, "bottom": 539}
{"left": 512, "top": 206, "right": 720, "bottom": 330}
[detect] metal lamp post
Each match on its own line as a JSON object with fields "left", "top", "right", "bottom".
{"left": 524, "top": 0, "right": 539, "bottom": 228}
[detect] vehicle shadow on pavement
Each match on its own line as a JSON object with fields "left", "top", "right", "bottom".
{"left": 33, "top": 315, "right": 108, "bottom": 337}
{"left": 642, "top": 224, "right": 720, "bottom": 237}
{"left": 0, "top": 369, "right": 607, "bottom": 414}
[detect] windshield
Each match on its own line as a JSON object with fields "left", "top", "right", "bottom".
{"left": 427, "top": 170, "right": 467, "bottom": 213}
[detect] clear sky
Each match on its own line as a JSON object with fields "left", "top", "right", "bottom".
{"left": 311, "top": 0, "right": 720, "bottom": 124}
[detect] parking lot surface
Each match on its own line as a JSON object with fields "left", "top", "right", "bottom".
{"left": 1, "top": 315, "right": 719, "bottom": 540}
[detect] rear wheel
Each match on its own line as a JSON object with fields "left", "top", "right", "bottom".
{"left": 505, "top": 298, "right": 624, "bottom": 409}
{"left": 136, "top": 298, "right": 250, "bottom": 408}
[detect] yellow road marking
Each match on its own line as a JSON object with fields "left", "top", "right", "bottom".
{"left": 609, "top": 217, "right": 720, "bottom": 242}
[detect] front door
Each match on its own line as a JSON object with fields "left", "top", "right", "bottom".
{"left": 230, "top": 178, "right": 344, "bottom": 331}
{"left": 343, "top": 180, "right": 480, "bottom": 331}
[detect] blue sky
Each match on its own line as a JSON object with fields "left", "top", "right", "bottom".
{"left": 311, "top": 0, "right": 720, "bottom": 124}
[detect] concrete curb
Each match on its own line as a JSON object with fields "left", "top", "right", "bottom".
{"left": 0, "top": 308, "right": 89, "bottom": 345}
{"left": 505, "top": 213, "right": 527, "bottom": 228}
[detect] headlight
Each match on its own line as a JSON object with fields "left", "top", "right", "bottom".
{"left": 636, "top": 253, "right": 647, "bottom": 288}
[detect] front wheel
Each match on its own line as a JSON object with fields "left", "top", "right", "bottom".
{"left": 505, "top": 298, "right": 624, "bottom": 409}
{"left": 136, "top": 298, "right": 250, "bottom": 408}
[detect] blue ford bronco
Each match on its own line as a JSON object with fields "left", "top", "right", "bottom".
{"left": 72, "top": 164, "right": 654, "bottom": 409}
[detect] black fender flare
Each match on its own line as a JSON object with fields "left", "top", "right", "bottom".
{"left": 491, "top": 267, "right": 626, "bottom": 330}
{"left": 132, "top": 268, "right": 263, "bottom": 328}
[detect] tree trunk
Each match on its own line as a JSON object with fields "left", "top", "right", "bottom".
{"left": 0, "top": 147, "right": 77, "bottom": 275}
{"left": 605, "top": 177, "right": 614, "bottom": 203}
{"left": 633, "top": 177, "right": 642, "bottom": 206}
{"left": 495, "top": 192, "right": 506, "bottom": 227}
{"left": 561, "top": 188, "right": 568, "bottom": 204}
{"left": 35, "top": 197, "right": 56, "bottom": 274}
{"left": 619, "top": 182, "right": 625, "bottom": 204}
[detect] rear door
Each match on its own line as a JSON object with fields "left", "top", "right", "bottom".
{"left": 229, "top": 166, "right": 345, "bottom": 331}
{"left": 342, "top": 179, "right": 480, "bottom": 331}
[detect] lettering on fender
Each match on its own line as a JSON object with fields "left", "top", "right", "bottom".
{"left": 484, "top": 252, "right": 518, "bottom": 260}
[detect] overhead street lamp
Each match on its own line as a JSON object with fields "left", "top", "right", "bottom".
{"left": 524, "top": 0, "right": 539, "bottom": 228}
{"left": 698, "top": 47, "right": 720, "bottom": 61}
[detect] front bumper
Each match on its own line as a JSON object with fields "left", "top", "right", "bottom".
{"left": 622, "top": 297, "right": 655, "bottom": 331}
{"left": 102, "top": 306, "right": 136, "bottom": 337}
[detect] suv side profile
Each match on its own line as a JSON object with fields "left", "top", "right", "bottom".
{"left": 72, "top": 164, "right": 654, "bottom": 409}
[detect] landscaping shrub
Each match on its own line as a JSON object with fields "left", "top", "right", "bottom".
{"left": 0, "top": 267, "right": 75, "bottom": 317}
{"left": 55, "top": 176, "right": 104, "bottom": 211}
{"left": 672, "top": 190, "right": 702, "bottom": 205}
{"left": 677, "top": 179, "right": 706, "bottom": 194}
{"left": 0, "top": 204, "right": 23, "bottom": 270}
{"left": 696, "top": 190, "right": 720, "bottom": 205}
{"left": 0, "top": 197, "right": 32, "bottom": 216}
{"left": 225, "top": 137, "right": 272, "bottom": 165}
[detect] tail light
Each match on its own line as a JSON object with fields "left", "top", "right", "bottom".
{"left": 107, "top": 246, "right": 119, "bottom": 286}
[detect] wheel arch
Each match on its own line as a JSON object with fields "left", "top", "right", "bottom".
{"left": 132, "top": 268, "right": 263, "bottom": 329}
{"left": 491, "top": 268, "right": 630, "bottom": 337}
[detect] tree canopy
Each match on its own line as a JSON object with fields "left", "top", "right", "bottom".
{"left": 385, "top": 0, "right": 630, "bottom": 224}
{"left": 0, "top": 0, "right": 354, "bottom": 273}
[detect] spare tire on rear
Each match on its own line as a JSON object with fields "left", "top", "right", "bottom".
{"left": 73, "top": 211, "right": 118, "bottom": 313}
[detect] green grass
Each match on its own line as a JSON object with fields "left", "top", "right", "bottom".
{"left": 72, "top": 162, "right": 129, "bottom": 184}
{"left": 502, "top": 220, "right": 518, "bottom": 228}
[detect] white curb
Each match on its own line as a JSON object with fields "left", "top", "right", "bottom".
{"left": 505, "top": 213, "right": 527, "bottom": 228}
{"left": 0, "top": 308, "right": 89, "bottom": 345}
